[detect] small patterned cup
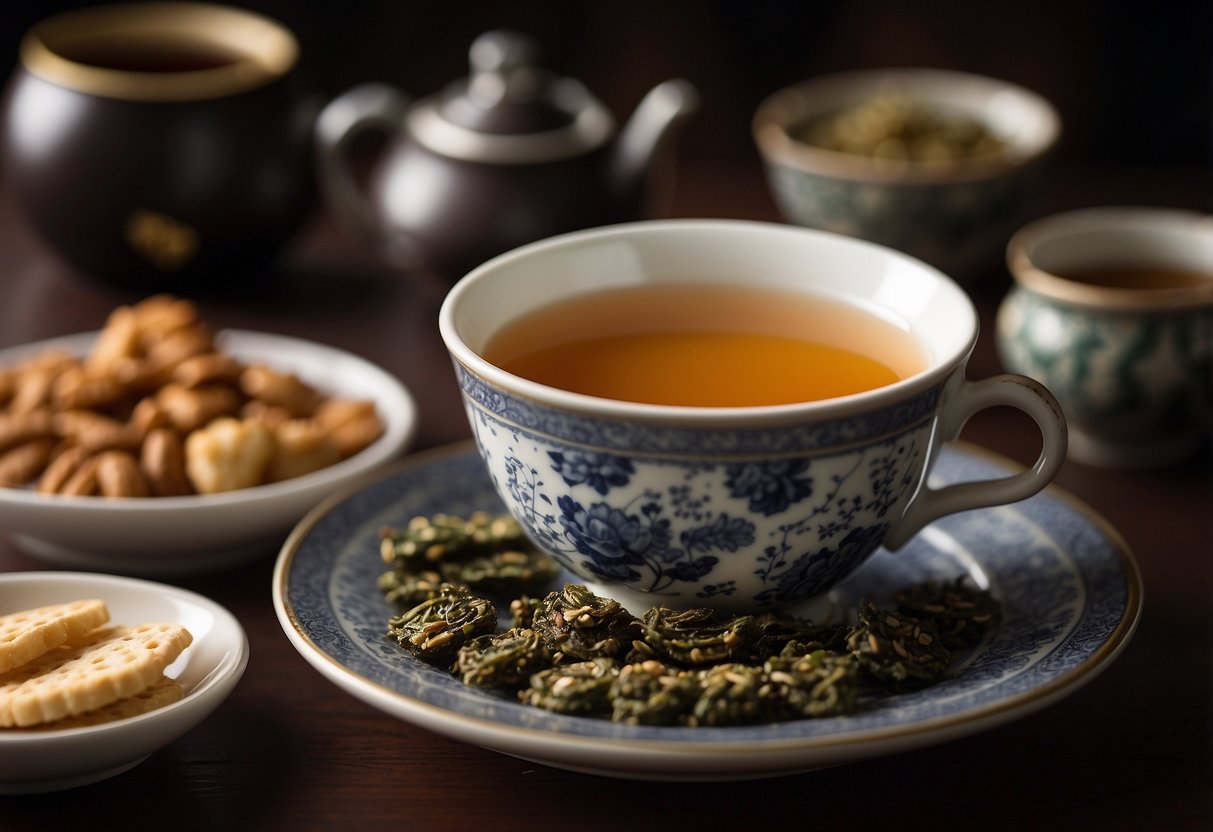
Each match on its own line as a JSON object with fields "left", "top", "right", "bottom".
{"left": 998, "top": 207, "right": 1213, "bottom": 468}
{"left": 440, "top": 220, "right": 1067, "bottom": 613}
{"left": 752, "top": 68, "right": 1060, "bottom": 283}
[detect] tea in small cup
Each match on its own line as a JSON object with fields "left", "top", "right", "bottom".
{"left": 998, "top": 207, "right": 1213, "bottom": 468}
{"left": 440, "top": 219, "right": 1068, "bottom": 613}
{"left": 2, "top": 2, "right": 316, "bottom": 289}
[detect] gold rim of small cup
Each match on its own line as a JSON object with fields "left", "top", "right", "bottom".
{"left": 20, "top": 2, "right": 299, "bottom": 103}
{"left": 1006, "top": 207, "right": 1213, "bottom": 311}
{"left": 752, "top": 67, "right": 1061, "bottom": 185}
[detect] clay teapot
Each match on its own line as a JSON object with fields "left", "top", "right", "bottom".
{"left": 315, "top": 30, "right": 698, "bottom": 278}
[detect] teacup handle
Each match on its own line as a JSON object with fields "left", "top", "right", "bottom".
{"left": 314, "top": 83, "right": 413, "bottom": 263}
{"left": 883, "top": 374, "right": 1068, "bottom": 550}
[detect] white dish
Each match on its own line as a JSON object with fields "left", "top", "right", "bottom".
{"left": 0, "top": 571, "right": 248, "bottom": 793}
{"left": 0, "top": 329, "right": 417, "bottom": 576}
{"left": 273, "top": 442, "right": 1141, "bottom": 781}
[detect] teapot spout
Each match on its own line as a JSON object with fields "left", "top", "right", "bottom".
{"left": 610, "top": 80, "right": 699, "bottom": 217}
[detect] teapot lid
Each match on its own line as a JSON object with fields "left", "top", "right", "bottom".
{"left": 407, "top": 30, "right": 615, "bottom": 164}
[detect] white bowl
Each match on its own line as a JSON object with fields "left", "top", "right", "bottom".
{"left": 0, "top": 329, "right": 417, "bottom": 575}
{"left": 0, "top": 571, "right": 248, "bottom": 793}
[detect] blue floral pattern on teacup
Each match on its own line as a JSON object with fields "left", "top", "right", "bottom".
{"left": 459, "top": 372, "right": 938, "bottom": 611}
{"left": 456, "top": 365, "right": 939, "bottom": 454}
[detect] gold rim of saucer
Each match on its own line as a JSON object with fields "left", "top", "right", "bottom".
{"left": 20, "top": 2, "right": 298, "bottom": 103}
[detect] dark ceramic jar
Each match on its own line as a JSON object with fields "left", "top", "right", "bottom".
{"left": 2, "top": 3, "right": 318, "bottom": 290}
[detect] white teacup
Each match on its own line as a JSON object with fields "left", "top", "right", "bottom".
{"left": 440, "top": 220, "right": 1067, "bottom": 613}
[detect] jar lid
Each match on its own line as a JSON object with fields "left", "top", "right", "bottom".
{"left": 407, "top": 30, "right": 615, "bottom": 165}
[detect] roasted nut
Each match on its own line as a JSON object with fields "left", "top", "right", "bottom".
{"left": 314, "top": 398, "right": 376, "bottom": 430}
{"left": 144, "top": 323, "right": 215, "bottom": 372}
{"left": 59, "top": 454, "right": 101, "bottom": 496}
{"left": 314, "top": 399, "right": 384, "bottom": 457}
{"left": 37, "top": 445, "right": 91, "bottom": 494}
{"left": 240, "top": 365, "right": 323, "bottom": 417}
{"left": 171, "top": 352, "right": 245, "bottom": 389}
{"left": 105, "top": 355, "right": 166, "bottom": 395}
{"left": 0, "top": 439, "right": 55, "bottom": 488}
{"left": 0, "top": 409, "right": 55, "bottom": 455}
{"left": 0, "top": 368, "right": 16, "bottom": 409}
{"left": 51, "top": 365, "right": 127, "bottom": 411}
{"left": 8, "top": 366, "right": 58, "bottom": 414}
{"left": 94, "top": 450, "right": 151, "bottom": 497}
{"left": 86, "top": 306, "right": 140, "bottom": 374}
{"left": 266, "top": 419, "right": 341, "bottom": 482}
{"left": 140, "top": 427, "right": 192, "bottom": 497}
{"left": 156, "top": 383, "right": 243, "bottom": 434}
{"left": 184, "top": 417, "right": 273, "bottom": 493}
{"left": 241, "top": 399, "right": 293, "bottom": 429}
{"left": 52, "top": 410, "right": 137, "bottom": 453}
{"left": 127, "top": 396, "right": 171, "bottom": 441}
{"left": 130, "top": 294, "right": 200, "bottom": 340}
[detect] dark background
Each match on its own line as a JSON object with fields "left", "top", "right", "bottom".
{"left": 0, "top": 0, "right": 1209, "bottom": 175}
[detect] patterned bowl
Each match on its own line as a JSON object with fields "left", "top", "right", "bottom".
{"left": 997, "top": 207, "right": 1213, "bottom": 468}
{"left": 753, "top": 68, "right": 1060, "bottom": 283}
{"left": 439, "top": 220, "right": 1066, "bottom": 614}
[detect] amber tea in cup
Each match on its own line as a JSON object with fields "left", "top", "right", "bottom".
{"left": 483, "top": 283, "right": 924, "bottom": 406}
{"left": 1048, "top": 265, "right": 1213, "bottom": 291}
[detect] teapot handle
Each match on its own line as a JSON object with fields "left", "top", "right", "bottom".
{"left": 314, "top": 83, "right": 412, "bottom": 263}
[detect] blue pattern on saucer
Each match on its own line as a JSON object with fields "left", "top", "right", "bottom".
{"left": 280, "top": 443, "right": 1138, "bottom": 756}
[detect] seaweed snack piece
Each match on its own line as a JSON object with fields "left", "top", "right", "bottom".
{"left": 748, "top": 611, "right": 848, "bottom": 662}
{"left": 639, "top": 606, "right": 757, "bottom": 667}
{"left": 455, "top": 628, "right": 552, "bottom": 690}
{"left": 531, "top": 584, "right": 641, "bottom": 662}
{"left": 386, "top": 584, "right": 497, "bottom": 663}
{"left": 376, "top": 568, "right": 448, "bottom": 608}
{"left": 894, "top": 576, "right": 1001, "bottom": 651}
{"left": 610, "top": 659, "right": 700, "bottom": 726}
{"left": 846, "top": 600, "right": 951, "bottom": 690}
{"left": 452, "top": 547, "right": 561, "bottom": 596}
{"left": 687, "top": 663, "right": 773, "bottom": 727}
{"left": 379, "top": 512, "right": 529, "bottom": 568}
{"left": 379, "top": 512, "right": 559, "bottom": 599}
{"left": 509, "top": 594, "right": 539, "bottom": 630}
{"left": 520, "top": 657, "right": 619, "bottom": 716}
{"left": 762, "top": 646, "right": 859, "bottom": 719}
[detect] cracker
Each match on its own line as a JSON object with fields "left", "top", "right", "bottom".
{"left": 0, "top": 599, "right": 110, "bottom": 675}
{"left": 0, "top": 623, "right": 192, "bottom": 727}
{"left": 20, "top": 675, "right": 184, "bottom": 730}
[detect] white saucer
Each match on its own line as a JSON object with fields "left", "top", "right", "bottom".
{"left": 273, "top": 441, "right": 1141, "bottom": 781}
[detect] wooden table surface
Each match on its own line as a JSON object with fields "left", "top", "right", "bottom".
{"left": 0, "top": 158, "right": 1209, "bottom": 831}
